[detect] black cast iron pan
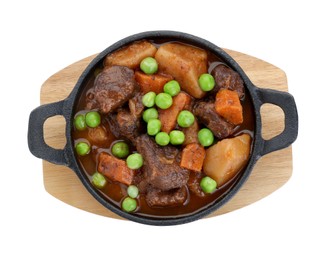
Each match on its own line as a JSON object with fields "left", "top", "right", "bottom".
{"left": 28, "top": 31, "right": 298, "bottom": 225}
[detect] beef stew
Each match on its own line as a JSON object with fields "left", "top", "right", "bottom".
{"left": 72, "top": 39, "right": 255, "bottom": 218}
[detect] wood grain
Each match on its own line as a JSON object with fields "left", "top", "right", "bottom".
{"left": 41, "top": 49, "right": 292, "bottom": 220}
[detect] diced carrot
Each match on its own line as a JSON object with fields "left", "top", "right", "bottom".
{"left": 97, "top": 152, "right": 134, "bottom": 185}
{"left": 135, "top": 71, "right": 173, "bottom": 94}
{"left": 180, "top": 143, "right": 206, "bottom": 172}
{"left": 158, "top": 92, "right": 191, "bottom": 133}
{"left": 215, "top": 89, "right": 243, "bottom": 125}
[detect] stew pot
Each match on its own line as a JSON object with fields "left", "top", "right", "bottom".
{"left": 28, "top": 31, "right": 298, "bottom": 225}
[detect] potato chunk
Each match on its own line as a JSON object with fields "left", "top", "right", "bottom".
{"left": 155, "top": 43, "right": 207, "bottom": 98}
{"left": 104, "top": 40, "right": 157, "bottom": 69}
{"left": 203, "top": 134, "right": 251, "bottom": 187}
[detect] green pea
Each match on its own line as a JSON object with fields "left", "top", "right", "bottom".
{"left": 200, "top": 176, "right": 217, "bottom": 194}
{"left": 122, "top": 197, "right": 137, "bottom": 212}
{"left": 198, "top": 128, "right": 215, "bottom": 147}
{"left": 75, "top": 141, "right": 90, "bottom": 156}
{"left": 74, "top": 114, "right": 86, "bottom": 131}
{"left": 92, "top": 172, "right": 107, "bottom": 189}
{"left": 147, "top": 118, "right": 161, "bottom": 136}
{"left": 198, "top": 73, "right": 215, "bottom": 91}
{"left": 163, "top": 80, "right": 181, "bottom": 96}
{"left": 155, "top": 132, "right": 170, "bottom": 146}
{"left": 142, "top": 108, "right": 158, "bottom": 123}
{"left": 169, "top": 130, "right": 185, "bottom": 145}
{"left": 126, "top": 153, "right": 143, "bottom": 170}
{"left": 140, "top": 57, "right": 158, "bottom": 75}
{"left": 155, "top": 93, "right": 173, "bottom": 109}
{"left": 85, "top": 111, "right": 101, "bottom": 128}
{"left": 142, "top": 92, "right": 156, "bottom": 107}
{"left": 127, "top": 185, "right": 139, "bottom": 199}
{"left": 177, "top": 110, "right": 195, "bottom": 128}
{"left": 111, "top": 141, "right": 129, "bottom": 158}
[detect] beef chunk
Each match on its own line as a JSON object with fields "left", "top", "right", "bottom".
{"left": 146, "top": 187, "right": 187, "bottom": 207}
{"left": 128, "top": 92, "right": 144, "bottom": 119}
{"left": 136, "top": 179, "right": 149, "bottom": 194}
{"left": 85, "top": 89, "right": 98, "bottom": 110}
{"left": 116, "top": 109, "right": 140, "bottom": 141}
{"left": 108, "top": 108, "right": 141, "bottom": 144}
{"left": 187, "top": 171, "right": 205, "bottom": 198}
{"left": 211, "top": 64, "right": 245, "bottom": 99}
{"left": 135, "top": 135, "right": 189, "bottom": 191}
{"left": 193, "top": 101, "right": 235, "bottom": 139}
{"left": 182, "top": 120, "right": 199, "bottom": 146}
{"left": 90, "top": 66, "right": 137, "bottom": 114}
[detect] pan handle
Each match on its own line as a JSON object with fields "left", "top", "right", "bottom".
{"left": 28, "top": 100, "right": 70, "bottom": 166}
{"left": 256, "top": 88, "right": 298, "bottom": 156}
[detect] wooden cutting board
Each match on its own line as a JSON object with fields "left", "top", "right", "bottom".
{"left": 41, "top": 49, "right": 292, "bottom": 220}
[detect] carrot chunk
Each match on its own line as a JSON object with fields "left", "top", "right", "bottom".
{"left": 215, "top": 89, "right": 243, "bottom": 125}
{"left": 180, "top": 143, "right": 206, "bottom": 172}
{"left": 135, "top": 71, "right": 173, "bottom": 94}
{"left": 158, "top": 92, "right": 191, "bottom": 133}
{"left": 97, "top": 152, "right": 134, "bottom": 185}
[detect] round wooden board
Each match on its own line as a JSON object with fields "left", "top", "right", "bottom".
{"left": 41, "top": 49, "right": 292, "bottom": 221}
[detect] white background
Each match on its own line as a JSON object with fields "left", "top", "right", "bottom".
{"left": 1, "top": 0, "right": 329, "bottom": 259}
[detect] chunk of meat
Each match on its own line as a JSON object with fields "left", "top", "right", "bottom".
{"left": 203, "top": 134, "right": 251, "bottom": 187}
{"left": 136, "top": 179, "right": 149, "bottom": 194}
{"left": 180, "top": 143, "right": 206, "bottom": 172}
{"left": 85, "top": 89, "right": 98, "bottom": 110}
{"left": 215, "top": 89, "right": 243, "bottom": 125}
{"left": 116, "top": 109, "right": 141, "bottom": 141}
{"left": 91, "top": 66, "right": 137, "bottom": 114}
{"left": 128, "top": 92, "right": 144, "bottom": 119}
{"left": 211, "top": 64, "right": 245, "bottom": 99}
{"left": 135, "top": 134, "right": 189, "bottom": 191}
{"left": 146, "top": 187, "right": 187, "bottom": 208}
{"left": 108, "top": 109, "right": 141, "bottom": 143}
{"left": 135, "top": 71, "right": 173, "bottom": 94}
{"left": 158, "top": 92, "right": 192, "bottom": 133}
{"left": 182, "top": 120, "right": 199, "bottom": 146}
{"left": 187, "top": 171, "right": 205, "bottom": 197}
{"left": 104, "top": 40, "right": 157, "bottom": 69}
{"left": 193, "top": 101, "right": 235, "bottom": 139}
{"left": 98, "top": 152, "right": 135, "bottom": 185}
{"left": 155, "top": 43, "right": 207, "bottom": 98}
